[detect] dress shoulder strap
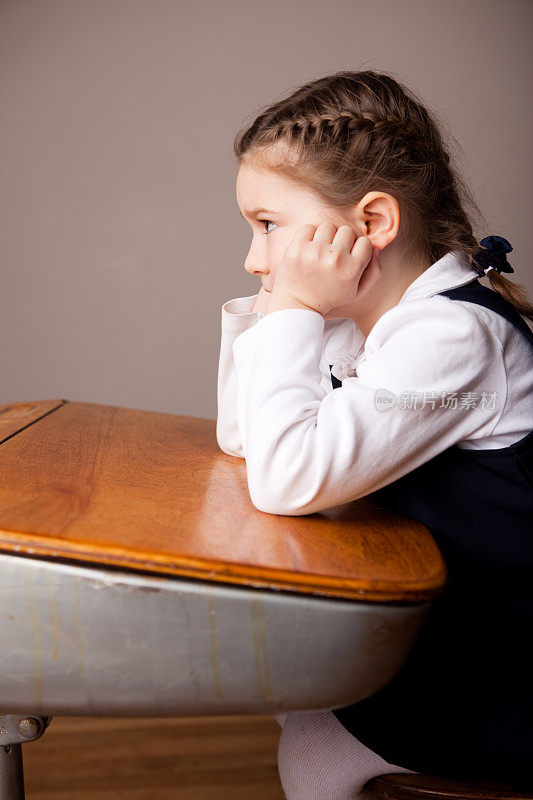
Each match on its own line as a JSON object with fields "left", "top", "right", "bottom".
{"left": 437, "top": 278, "right": 533, "bottom": 346}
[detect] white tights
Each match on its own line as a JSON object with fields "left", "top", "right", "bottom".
{"left": 274, "top": 710, "right": 417, "bottom": 800}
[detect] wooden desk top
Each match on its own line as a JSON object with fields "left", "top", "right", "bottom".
{"left": 0, "top": 400, "right": 447, "bottom": 603}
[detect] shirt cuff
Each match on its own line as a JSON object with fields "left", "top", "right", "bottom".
{"left": 221, "top": 294, "right": 266, "bottom": 335}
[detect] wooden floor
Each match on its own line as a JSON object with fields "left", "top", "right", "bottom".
{"left": 21, "top": 716, "right": 286, "bottom": 800}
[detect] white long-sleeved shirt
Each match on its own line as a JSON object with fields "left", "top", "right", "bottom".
{"left": 216, "top": 250, "right": 533, "bottom": 515}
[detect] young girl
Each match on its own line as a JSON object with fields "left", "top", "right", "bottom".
{"left": 216, "top": 70, "right": 533, "bottom": 799}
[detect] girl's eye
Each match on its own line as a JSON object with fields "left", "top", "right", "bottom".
{"left": 260, "top": 219, "right": 277, "bottom": 235}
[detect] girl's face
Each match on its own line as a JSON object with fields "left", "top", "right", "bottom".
{"left": 235, "top": 162, "right": 370, "bottom": 318}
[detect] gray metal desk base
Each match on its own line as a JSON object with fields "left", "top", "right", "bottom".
{"left": 0, "top": 552, "right": 430, "bottom": 798}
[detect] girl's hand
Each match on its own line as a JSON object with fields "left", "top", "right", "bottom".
{"left": 251, "top": 286, "right": 271, "bottom": 314}
{"left": 270, "top": 223, "right": 380, "bottom": 315}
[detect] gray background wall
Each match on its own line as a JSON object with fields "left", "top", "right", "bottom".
{"left": 1, "top": 0, "right": 531, "bottom": 419}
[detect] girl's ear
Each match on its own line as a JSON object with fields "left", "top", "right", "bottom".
{"left": 357, "top": 191, "right": 400, "bottom": 250}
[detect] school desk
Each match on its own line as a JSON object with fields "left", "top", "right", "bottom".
{"left": 0, "top": 398, "right": 447, "bottom": 799}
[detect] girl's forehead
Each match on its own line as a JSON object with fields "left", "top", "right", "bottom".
{"left": 237, "top": 163, "right": 283, "bottom": 190}
{"left": 236, "top": 166, "right": 311, "bottom": 211}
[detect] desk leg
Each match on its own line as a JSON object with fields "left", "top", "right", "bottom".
{"left": 0, "top": 715, "right": 52, "bottom": 800}
{"left": 0, "top": 742, "right": 24, "bottom": 800}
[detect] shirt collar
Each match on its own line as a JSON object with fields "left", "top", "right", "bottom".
{"left": 397, "top": 249, "right": 479, "bottom": 304}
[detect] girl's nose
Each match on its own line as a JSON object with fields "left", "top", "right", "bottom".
{"left": 244, "top": 253, "right": 269, "bottom": 278}
{"left": 245, "top": 262, "right": 268, "bottom": 278}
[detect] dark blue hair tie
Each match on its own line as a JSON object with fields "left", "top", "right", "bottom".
{"left": 471, "top": 235, "right": 514, "bottom": 277}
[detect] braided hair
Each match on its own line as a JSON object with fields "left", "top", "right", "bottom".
{"left": 234, "top": 70, "right": 533, "bottom": 322}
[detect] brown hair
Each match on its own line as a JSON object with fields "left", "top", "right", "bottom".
{"left": 234, "top": 69, "right": 533, "bottom": 322}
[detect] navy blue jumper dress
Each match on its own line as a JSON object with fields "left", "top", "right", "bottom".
{"left": 328, "top": 278, "right": 533, "bottom": 790}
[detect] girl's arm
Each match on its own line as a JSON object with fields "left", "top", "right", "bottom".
{"left": 216, "top": 292, "right": 266, "bottom": 458}
{"left": 231, "top": 297, "right": 508, "bottom": 514}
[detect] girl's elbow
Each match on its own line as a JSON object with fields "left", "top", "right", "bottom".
{"left": 248, "top": 482, "right": 286, "bottom": 515}
{"left": 249, "top": 492, "right": 303, "bottom": 515}
{"left": 246, "top": 466, "right": 292, "bottom": 514}
{"left": 247, "top": 475, "right": 310, "bottom": 516}
{"left": 246, "top": 452, "right": 316, "bottom": 515}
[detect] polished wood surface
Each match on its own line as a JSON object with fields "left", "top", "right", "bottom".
{"left": 0, "top": 399, "right": 447, "bottom": 602}
{"left": 0, "top": 399, "right": 66, "bottom": 442}
{"left": 22, "top": 715, "right": 285, "bottom": 799}
{"left": 365, "top": 772, "right": 533, "bottom": 800}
